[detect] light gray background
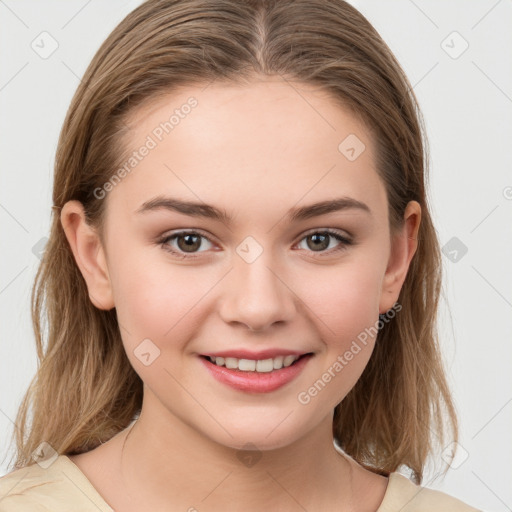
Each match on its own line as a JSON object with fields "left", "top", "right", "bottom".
{"left": 1, "top": 1, "right": 511, "bottom": 511}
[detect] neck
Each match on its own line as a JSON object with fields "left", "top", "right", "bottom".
{"left": 117, "top": 398, "right": 354, "bottom": 511}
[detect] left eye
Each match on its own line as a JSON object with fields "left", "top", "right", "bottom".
{"left": 295, "top": 229, "right": 352, "bottom": 255}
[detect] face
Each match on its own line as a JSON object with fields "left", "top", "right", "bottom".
{"left": 64, "top": 77, "right": 419, "bottom": 451}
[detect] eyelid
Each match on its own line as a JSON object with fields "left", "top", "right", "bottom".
{"left": 299, "top": 226, "right": 352, "bottom": 240}
{"left": 158, "top": 229, "right": 217, "bottom": 252}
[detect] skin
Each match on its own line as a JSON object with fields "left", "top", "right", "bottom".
{"left": 62, "top": 76, "right": 421, "bottom": 511}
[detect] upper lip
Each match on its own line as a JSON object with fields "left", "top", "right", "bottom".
{"left": 201, "top": 349, "right": 311, "bottom": 360}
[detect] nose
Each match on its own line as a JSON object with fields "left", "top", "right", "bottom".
{"left": 219, "top": 252, "right": 297, "bottom": 332}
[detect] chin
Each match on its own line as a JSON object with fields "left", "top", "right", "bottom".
{"left": 205, "top": 419, "right": 309, "bottom": 453}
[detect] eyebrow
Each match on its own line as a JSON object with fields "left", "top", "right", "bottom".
{"left": 135, "top": 195, "right": 372, "bottom": 223}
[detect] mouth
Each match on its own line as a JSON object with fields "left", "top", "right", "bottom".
{"left": 198, "top": 352, "right": 314, "bottom": 393}
{"left": 200, "top": 353, "right": 312, "bottom": 373}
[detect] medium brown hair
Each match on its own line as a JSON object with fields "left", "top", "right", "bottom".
{"left": 8, "top": 0, "right": 458, "bottom": 485}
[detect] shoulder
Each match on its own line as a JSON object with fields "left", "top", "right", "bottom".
{"left": 0, "top": 455, "right": 113, "bottom": 512}
{"left": 378, "top": 471, "right": 482, "bottom": 512}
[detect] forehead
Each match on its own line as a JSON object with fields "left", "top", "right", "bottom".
{"left": 108, "top": 78, "right": 387, "bottom": 224}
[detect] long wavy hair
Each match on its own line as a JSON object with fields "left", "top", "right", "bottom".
{"left": 7, "top": 0, "right": 458, "bottom": 485}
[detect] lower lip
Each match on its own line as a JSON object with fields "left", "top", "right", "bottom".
{"left": 200, "top": 354, "right": 313, "bottom": 393}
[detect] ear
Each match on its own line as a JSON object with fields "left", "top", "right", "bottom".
{"left": 60, "top": 200, "right": 115, "bottom": 310}
{"left": 379, "top": 200, "right": 421, "bottom": 314}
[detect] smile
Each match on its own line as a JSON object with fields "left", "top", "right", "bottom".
{"left": 206, "top": 354, "right": 301, "bottom": 372}
{"left": 199, "top": 353, "right": 313, "bottom": 393}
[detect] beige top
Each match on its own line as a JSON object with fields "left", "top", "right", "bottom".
{"left": 0, "top": 454, "right": 481, "bottom": 511}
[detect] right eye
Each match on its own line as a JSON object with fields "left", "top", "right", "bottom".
{"left": 158, "top": 230, "right": 216, "bottom": 258}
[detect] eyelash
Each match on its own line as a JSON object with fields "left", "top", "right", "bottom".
{"left": 157, "top": 228, "right": 353, "bottom": 260}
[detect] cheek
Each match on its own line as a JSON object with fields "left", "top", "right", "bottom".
{"left": 109, "top": 247, "right": 215, "bottom": 348}
{"left": 294, "top": 257, "right": 383, "bottom": 350}
{"left": 293, "top": 261, "right": 384, "bottom": 409}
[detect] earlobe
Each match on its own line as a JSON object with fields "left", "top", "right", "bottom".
{"left": 60, "top": 200, "right": 115, "bottom": 311}
{"left": 379, "top": 200, "right": 421, "bottom": 314}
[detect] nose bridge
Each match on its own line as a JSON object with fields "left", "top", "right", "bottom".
{"left": 219, "top": 237, "right": 296, "bottom": 331}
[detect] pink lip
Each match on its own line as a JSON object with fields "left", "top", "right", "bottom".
{"left": 202, "top": 349, "right": 309, "bottom": 359}
{"left": 199, "top": 353, "right": 313, "bottom": 393}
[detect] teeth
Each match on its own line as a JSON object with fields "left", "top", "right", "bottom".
{"left": 273, "top": 356, "right": 284, "bottom": 369}
{"left": 208, "top": 354, "right": 301, "bottom": 372}
{"left": 256, "top": 359, "right": 273, "bottom": 372}
{"left": 283, "top": 355, "right": 297, "bottom": 367}
{"left": 239, "top": 359, "right": 256, "bottom": 371}
{"left": 225, "top": 357, "right": 238, "bottom": 369}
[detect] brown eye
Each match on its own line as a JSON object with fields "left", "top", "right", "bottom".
{"left": 305, "top": 233, "right": 330, "bottom": 251}
{"left": 176, "top": 233, "right": 202, "bottom": 252}
{"left": 296, "top": 229, "right": 353, "bottom": 255}
{"left": 160, "top": 231, "right": 214, "bottom": 257}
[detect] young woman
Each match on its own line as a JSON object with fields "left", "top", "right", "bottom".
{"left": 0, "top": 0, "right": 481, "bottom": 510}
